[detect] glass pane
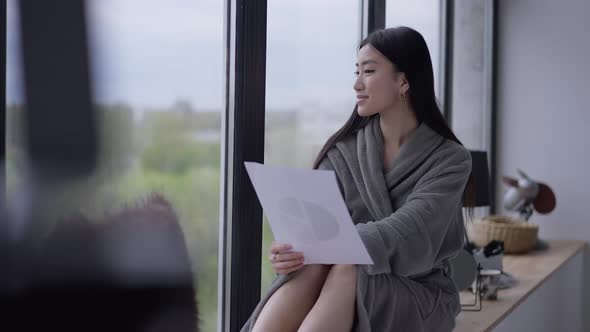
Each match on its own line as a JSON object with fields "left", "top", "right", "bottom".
{"left": 6, "top": 1, "right": 223, "bottom": 331}
{"left": 6, "top": 0, "right": 25, "bottom": 195}
{"left": 87, "top": 2, "right": 223, "bottom": 331}
{"left": 450, "top": 0, "right": 490, "bottom": 218}
{"left": 386, "top": 0, "right": 442, "bottom": 98}
{"left": 449, "top": 0, "right": 489, "bottom": 151}
{"left": 262, "top": 0, "right": 360, "bottom": 294}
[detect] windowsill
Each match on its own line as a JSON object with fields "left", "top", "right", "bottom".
{"left": 454, "top": 239, "right": 586, "bottom": 332}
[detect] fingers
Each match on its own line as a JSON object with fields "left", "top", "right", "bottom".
{"left": 269, "top": 242, "right": 305, "bottom": 275}
{"left": 270, "top": 242, "right": 292, "bottom": 254}
{"left": 275, "top": 260, "right": 305, "bottom": 275}
{"left": 273, "top": 259, "right": 303, "bottom": 270}
{"left": 269, "top": 251, "right": 303, "bottom": 263}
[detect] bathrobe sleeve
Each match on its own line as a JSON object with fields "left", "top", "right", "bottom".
{"left": 355, "top": 147, "right": 472, "bottom": 277}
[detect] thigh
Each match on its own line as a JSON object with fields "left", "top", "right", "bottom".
{"left": 288, "top": 264, "right": 332, "bottom": 290}
{"left": 298, "top": 265, "right": 357, "bottom": 331}
{"left": 269, "top": 264, "right": 332, "bottom": 308}
{"left": 251, "top": 265, "right": 331, "bottom": 332}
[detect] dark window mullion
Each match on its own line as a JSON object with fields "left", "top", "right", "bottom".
{"left": 226, "top": 0, "right": 267, "bottom": 331}
{"left": 442, "top": 0, "right": 454, "bottom": 123}
{"left": 1, "top": 0, "right": 6, "bottom": 196}
{"left": 489, "top": 0, "right": 498, "bottom": 213}
{"left": 368, "top": 0, "right": 385, "bottom": 33}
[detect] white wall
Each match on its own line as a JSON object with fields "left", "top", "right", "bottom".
{"left": 496, "top": 0, "right": 590, "bottom": 330}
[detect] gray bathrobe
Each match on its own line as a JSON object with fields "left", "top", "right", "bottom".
{"left": 241, "top": 115, "right": 472, "bottom": 332}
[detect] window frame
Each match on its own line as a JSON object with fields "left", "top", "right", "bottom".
{"left": 441, "top": 0, "right": 454, "bottom": 122}
{"left": 3, "top": 0, "right": 498, "bottom": 330}
{"left": 441, "top": 0, "right": 498, "bottom": 211}
{"left": 488, "top": 0, "right": 498, "bottom": 212}
{"left": 220, "top": 0, "right": 267, "bottom": 331}
{"left": 1, "top": 0, "right": 6, "bottom": 197}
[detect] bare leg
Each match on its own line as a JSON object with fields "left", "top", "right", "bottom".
{"left": 298, "top": 264, "right": 357, "bottom": 332}
{"left": 252, "top": 264, "right": 332, "bottom": 332}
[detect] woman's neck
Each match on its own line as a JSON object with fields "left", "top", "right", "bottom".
{"left": 379, "top": 106, "right": 419, "bottom": 151}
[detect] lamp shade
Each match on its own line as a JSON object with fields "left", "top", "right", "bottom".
{"left": 463, "top": 150, "right": 491, "bottom": 207}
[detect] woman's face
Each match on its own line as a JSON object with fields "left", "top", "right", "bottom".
{"left": 354, "top": 43, "right": 407, "bottom": 117}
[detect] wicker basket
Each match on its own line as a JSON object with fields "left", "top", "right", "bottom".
{"left": 466, "top": 215, "right": 539, "bottom": 254}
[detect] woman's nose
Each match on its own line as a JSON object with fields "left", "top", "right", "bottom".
{"left": 353, "top": 77, "right": 364, "bottom": 92}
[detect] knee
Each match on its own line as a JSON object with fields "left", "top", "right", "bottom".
{"left": 330, "top": 264, "right": 358, "bottom": 280}
{"left": 304, "top": 264, "right": 332, "bottom": 278}
{"left": 291, "top": 264, "right": 331, "bottom": 285}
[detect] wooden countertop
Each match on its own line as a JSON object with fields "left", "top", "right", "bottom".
{"left": 454, "top": 240, "right": 586, "bottom": 332}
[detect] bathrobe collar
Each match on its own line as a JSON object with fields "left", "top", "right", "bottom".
{"left": 336, "top": 114, "right": 444, "bottom": 220}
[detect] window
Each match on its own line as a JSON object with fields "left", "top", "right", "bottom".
{"left": 86, "top": 2, "right": 224, "bottom": 330}
{"left": 449, "top": 0, "right": 493, "bottom": 152}
{"left": 5, "top": 1, "right": 497, "bottom": 329}
{"left": 448, "top": 0, "right": 495, "bottom": 213}
{"left": 6, "top": 0, "right": 24, "bottom": 195}
{"left": 262, "top": 0, "right": 361, "bottom": 293}
{"left": 6, "top": 1, "right": 224, "bottom": 331}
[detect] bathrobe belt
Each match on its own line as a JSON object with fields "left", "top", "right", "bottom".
{"left": 409, "top": 258, "right": 451, "bottom": 280}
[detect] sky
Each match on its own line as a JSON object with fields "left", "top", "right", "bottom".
{"left": 6, "top": 0, "right": 439, "bottom": 111}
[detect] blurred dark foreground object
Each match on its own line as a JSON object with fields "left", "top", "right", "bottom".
{"left": 0, "top": 194, "right": 198, "bottom": 332}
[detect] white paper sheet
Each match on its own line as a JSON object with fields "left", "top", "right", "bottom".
{"left": 244, "top": 161, "right": 373, "bottom": 265}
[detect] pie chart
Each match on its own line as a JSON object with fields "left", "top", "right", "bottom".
{"left": 278, "top": 196, "right": 340, "bottom": 243}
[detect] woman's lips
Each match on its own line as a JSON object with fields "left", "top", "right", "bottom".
{"left": 356, "top": 96, "right": 368, "bottom": 104}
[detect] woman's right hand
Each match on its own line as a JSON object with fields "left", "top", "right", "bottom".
{"left": 269, "top": 242, "right": 305, "bottom": 275}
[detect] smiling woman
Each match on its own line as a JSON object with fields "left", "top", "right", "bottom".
{"left": 245, "top": 26, "right": 475, "bottom": 332}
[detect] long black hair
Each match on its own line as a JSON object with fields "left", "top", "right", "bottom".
{"left": 312, "top": 26, "right": 476, "bottom": 218}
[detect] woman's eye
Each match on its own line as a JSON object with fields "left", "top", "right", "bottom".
{"left": 364, "top": 69, "right": 375, "bottom": 73}
{"left": 354, "top": 71, "right": 359, "bottom": 75}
